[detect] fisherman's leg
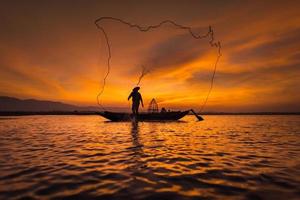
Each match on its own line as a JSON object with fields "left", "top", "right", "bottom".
{"left": 135, "top": 107, "right": 138, "bottom": 115}
{"left": 135, "top": 103, "right": 140, "bottom": 115}
{"left": 132, "top": 103, "right": 137, "bottom": 115}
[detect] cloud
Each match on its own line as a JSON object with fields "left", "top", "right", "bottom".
{"left": 228, "top": 28, "right": 300, "bottom": 65}
{"left": 188, "top": 61, "right": 300, "bottom": 88}
{"left": 140, "top": 28, "right": 216, "bottom": 72}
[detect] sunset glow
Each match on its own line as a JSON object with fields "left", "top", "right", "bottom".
{"left": 1, "top": 1, "right": 299, "bottom": 112}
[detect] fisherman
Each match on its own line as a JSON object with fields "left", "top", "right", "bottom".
{"left": 128, "top": 87, "right": 144, "bottom": 115}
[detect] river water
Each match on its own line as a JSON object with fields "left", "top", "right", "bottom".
{"left": 0, "top": 115, "right": 299, "bottom": 200}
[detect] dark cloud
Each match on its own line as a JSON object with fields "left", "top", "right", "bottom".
{"left": 188, "top": 61, "right": 300, "bottom": 90}
{"left": 141, "top": 29, "right": 215, "bottom": 72}
{"left": 228, "top": 28, "right": 300, "bottom": 64}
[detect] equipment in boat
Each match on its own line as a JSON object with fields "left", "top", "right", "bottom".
{"left": 148, "top": 98, "right": 159, "bottom": 113}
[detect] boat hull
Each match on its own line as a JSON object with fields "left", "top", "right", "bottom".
{"left": 98, "top": 111, "right": 189, "bottom": 121}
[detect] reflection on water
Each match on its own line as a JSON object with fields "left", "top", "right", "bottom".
{"left": 0, "top": 115, "right": 300, "bottom": 200}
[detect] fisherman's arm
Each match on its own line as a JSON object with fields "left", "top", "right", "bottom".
{"left": 140, "top": 95, "right": 144, "bottom": 107}
{"left": 128, "top": 93, "right": 132, "bottom": 100}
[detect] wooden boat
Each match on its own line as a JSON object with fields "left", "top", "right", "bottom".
{"left": 98, "top": 110, "right": 190, "bottom": 122}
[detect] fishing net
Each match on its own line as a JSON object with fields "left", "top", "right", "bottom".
{"left": 95, "top": 17, "right": 221, "bottom": 112}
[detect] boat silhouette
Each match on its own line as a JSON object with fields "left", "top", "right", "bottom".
{"left": 99, "top": 110, "right": 190, "bottom": 122}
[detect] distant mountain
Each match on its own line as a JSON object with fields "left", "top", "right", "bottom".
{"left": 0, "top": 96, "right": 100, "bottom": 112}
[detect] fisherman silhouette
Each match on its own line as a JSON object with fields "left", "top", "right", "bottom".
{"left": 128, "top": 87, "right": 144, "bottom": 115}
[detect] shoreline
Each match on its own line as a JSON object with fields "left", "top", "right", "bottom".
{"left": 0, "top": 111, "right": 300, "bottom": 116}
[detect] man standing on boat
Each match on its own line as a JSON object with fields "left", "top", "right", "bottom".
{"left": 128, "top": 87, "right": 144, "bottom": 115}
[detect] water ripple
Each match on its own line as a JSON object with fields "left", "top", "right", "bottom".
{"left": 0, "top": 115, "right": 300, "bottom": 199}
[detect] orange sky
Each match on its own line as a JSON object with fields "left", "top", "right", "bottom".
{"left": 0, "top": 0, "right": 300, "bottom": 112}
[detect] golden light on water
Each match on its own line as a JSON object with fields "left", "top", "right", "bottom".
{"left": 2, "top": 115, "right": 299, "bottom": 198}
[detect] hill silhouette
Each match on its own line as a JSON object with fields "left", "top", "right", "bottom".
{"left": 0, "top": 96, "right": 299, "bottom": 116}
{"left": 0, "top": 96, "right": 99, "bottom": 112}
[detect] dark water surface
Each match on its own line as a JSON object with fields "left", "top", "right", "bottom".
{"left": 0, "top": 115, "right": 299, "bottom": 200}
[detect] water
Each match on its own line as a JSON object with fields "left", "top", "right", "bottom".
{"left": 0, "top": 115, "right": 299, "bottom": 200}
